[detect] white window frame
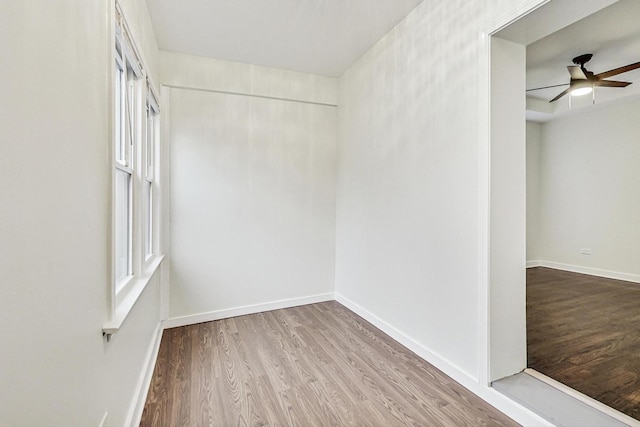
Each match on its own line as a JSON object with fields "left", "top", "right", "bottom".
{"left": 114, "top": 52, "right": 130, "bottom": 286}
{"left": 104, "top": 3, "right": 163, "bottom": 339}
{"left": 114, "top": 17, "right": 143, "bottom": 295}
{"left": 144, "top": 85, "right": 159, "bottom": 263}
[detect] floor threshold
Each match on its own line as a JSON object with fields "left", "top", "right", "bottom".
{"left": 492, "top": 369, "right": 640, "bottom": 427}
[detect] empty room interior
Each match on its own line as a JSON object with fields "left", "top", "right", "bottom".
{"left": 2, "top": 0, "right": 640, "bottom": 426}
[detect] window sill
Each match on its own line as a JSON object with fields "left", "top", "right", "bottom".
{"left": 103, "top": 254, "right": 164, "bottom": 339}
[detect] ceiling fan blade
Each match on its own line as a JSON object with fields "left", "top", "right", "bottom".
{"left": 595, "top": 61, "right": 640, "bottom": 79}
{"left": 550, "top": 87, "right": 571, "bottom": 102}
{"left": 526, "top": 83, "right": 569, "bottom": 92}
{"left": 594, "top": 80, "right": 631, "bottom": 88}
{"left": 568, "top": 65, "right": 587, "bottom": 80}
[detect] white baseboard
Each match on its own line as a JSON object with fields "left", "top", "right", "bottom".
{"left": 334, "top": 293, "right": 553, "bottom": 427}
{"left": 127, "top": 322, "right": 164, "bottom": 427}
{"left": 526, "top": 260, "right": 640, "bottom": 284}
{"left": 163, "top": 292, "right": 335, "bottom": 329}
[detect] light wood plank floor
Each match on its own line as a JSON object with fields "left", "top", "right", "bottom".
{"left": 527, "top": 267, "right": 640, "bottom": 420}
{"left": 141, "top": 301, "right": 518, "bottom": 426}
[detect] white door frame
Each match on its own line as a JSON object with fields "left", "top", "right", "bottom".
{"left": 479, "top": 0, "right": 621, "bottom": 384}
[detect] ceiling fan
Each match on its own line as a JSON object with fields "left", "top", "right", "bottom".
{"left": 527, "top": 53, "right": 640, "bottom": 102}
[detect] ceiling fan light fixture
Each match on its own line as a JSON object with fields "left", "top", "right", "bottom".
{"left": 530, "top": 54, "right": 640, "bottom": 103}
{"left": 570, "top": 86, "right": 593, "bottom": 96}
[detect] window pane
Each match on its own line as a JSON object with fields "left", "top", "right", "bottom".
{"left": 115, "top": 65, "right": 126, "bottom": 164}
{"left": 146, "top": 110, "right": 154, "bottom": 177}
{"left": 115, "top": 169, "right": 131, "bottom": 283}
{"left": 124, "top": 74, "right": 134, "bottom": 166}
{"left": 145, "top": 182, "right": 153, "bottom": 258}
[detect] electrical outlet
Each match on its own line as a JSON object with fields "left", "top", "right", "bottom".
{"left": 580, "top": 248, "right": 592, "bottom": 255}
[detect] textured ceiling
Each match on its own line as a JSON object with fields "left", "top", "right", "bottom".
{"left": 145, "top": 0, "right": 423, "bottom": 77}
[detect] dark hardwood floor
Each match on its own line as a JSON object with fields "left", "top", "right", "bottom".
{"left": 141, "top": 301, "right": 518, "bottom": 426}
{"left": 527, "top": 267, "right": 640, "bottom": 420}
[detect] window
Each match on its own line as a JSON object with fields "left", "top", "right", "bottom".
{"left": 144, "top": 87, "right": 159, "bottom": 260}
{"left": 114, "top": 25, "right": 141, "bottom": 293}
{"left": 105, "top": 4, "right": 162, "bottom": 338}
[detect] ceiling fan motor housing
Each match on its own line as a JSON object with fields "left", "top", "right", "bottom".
{"left": 572, "top": 53, "right": 593, "bottom": 67}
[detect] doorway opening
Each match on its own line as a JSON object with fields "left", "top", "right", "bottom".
{"left": 487, "top": 0, "right": 640, "bottom": 424}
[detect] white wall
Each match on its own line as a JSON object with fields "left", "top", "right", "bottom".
{"left": 0, "top": 2, "right": 163, "bottom": 426}
{"left": 163, "top": 53, "right": 338, "bottom": 320}
{"left": 489, "top": 37, "right": 527, "bottom": 381}
{"left": 335, "top": 0, "right": 533, "bottom": 381}
{"left": 528, "top": 98, "right": 640, "bottom": 279}
{"left": 526, "top": 121, "right": 543, "bottom": 262}
{"left": 160, "top": 51, "right": 337, "bottom": 105}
